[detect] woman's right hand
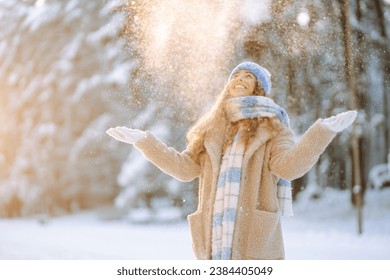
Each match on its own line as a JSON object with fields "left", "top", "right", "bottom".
{"left": 106, "top": 127, "right": 146, "bottom": 144}
{"left": 321, "top": 110, "right": 357, "bottom": 133}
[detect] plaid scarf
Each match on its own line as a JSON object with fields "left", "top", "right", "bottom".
{"left": 211, "top": 129, "right": 245, "bottom": 259}
{"left": 211, "top": 96, "right": 293, "bottom": 260}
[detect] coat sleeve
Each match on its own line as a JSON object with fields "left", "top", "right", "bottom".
{"left": 268, "top": 119, "right": 337, "bottom": 181}
{"left": 134, "top": 131, "right": 201, "bottom": 182}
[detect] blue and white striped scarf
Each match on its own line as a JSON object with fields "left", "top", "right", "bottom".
{"left": 211, "top": 96, "right": 293, "bottom": 260}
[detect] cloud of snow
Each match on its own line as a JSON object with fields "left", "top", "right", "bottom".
{"left": 128, "top": 0, "right": 243, "bottom": 118}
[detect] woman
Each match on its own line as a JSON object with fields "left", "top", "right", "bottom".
{"left": 107, "top": 62, "right": 357, "bottom": 260}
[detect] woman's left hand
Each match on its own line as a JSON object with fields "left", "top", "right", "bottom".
{"left": 321, "top": 110, "right": 358, "bottom": 132}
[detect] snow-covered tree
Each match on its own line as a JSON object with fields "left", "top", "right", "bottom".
{"left": 0, "top": 0, "right": 134, "bottom": 216}
{"left": 237, "top": 0, "right": 390, "bottom": 199}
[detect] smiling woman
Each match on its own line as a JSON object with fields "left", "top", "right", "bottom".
{"left": 228, "top": 71, "right": 257, "bottom": 98}
{"left": 106, "top": 61, "right": 357, "bottom": 260}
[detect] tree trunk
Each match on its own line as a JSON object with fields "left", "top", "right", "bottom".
{"left": 373, "top": 0, "right": 390, "bottom": 155}
{"left": 339, "top": 0, "right": 364, "bottom": 228}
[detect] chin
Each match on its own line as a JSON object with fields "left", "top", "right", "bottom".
{"left": 229, "top": 88, "right": 245, "bottom": 95}
{"left": 230, "top": 92, "right": 251, "bottom": 98}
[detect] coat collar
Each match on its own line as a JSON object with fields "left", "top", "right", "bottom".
{"left": 204, "top": 118, "right": 273, "bottom": 174}
{"left": 243, "top": 123, "right": 273, "bottom": 163}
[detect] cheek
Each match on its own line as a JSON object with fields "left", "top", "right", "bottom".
{"left": 249, "top": 82, "right": 256, "bottom": 93}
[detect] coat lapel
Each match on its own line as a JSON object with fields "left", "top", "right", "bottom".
{"left": 243, "top": 124, "right": 273, "bottom": 165}
{"left": 204, "top": 119, "right": 273, "bottom": 176}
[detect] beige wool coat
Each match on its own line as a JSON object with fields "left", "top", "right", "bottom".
{"left": 134, "top": 117, "right": 336, "bottom": 260}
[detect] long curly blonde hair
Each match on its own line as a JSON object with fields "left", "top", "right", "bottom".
{"left": 186, "top": 83, "right": 283, "bottom": 164}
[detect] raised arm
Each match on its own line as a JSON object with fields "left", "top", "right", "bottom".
{"left": 269, "top": 110, "right": 357, "bottom": 180}
{"left": 107, "top": 127, "right": 200, "bottom": 182}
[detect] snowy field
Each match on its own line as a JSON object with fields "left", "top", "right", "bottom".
{"left": 0, "top": 188, "right": 389, "bottom": 260}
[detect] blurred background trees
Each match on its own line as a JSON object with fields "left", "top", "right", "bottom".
{"left": 0, "top": 0, "right": 388, "bottom": 220}
{"left": 0, "top": 0, "right": 133, "bottom": 216}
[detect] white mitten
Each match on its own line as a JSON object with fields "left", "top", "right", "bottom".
{"left": 321, "top": 110, "right": 358, "bottom": 132}
{"left": 106, "top": 127, "right": 146, "bottom": 144}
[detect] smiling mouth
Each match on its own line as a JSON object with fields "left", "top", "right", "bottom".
{"left": 234, "top": 85, "right": 246, "bottom": 89}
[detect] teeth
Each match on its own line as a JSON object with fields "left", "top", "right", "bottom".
{"left": 235, "top": 85, "right": 245, "bottom": 89}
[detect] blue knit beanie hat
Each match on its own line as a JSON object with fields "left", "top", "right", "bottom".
{"left": 228, "top": 62, "right": 272, "bottom": 95}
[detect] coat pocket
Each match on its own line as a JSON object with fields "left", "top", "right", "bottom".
{"left": 187, "top": 211, "right": 207, "bottom": 259}
{"left": 245, "top": 210, "right": 284, "bottom": 260}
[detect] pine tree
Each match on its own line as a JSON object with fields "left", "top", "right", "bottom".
{"left": 0, "top": 0, "right": 134, "bottom": 216}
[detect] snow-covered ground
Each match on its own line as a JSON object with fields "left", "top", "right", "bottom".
{"left": 0, "top": 188, "right": 389, "bottom": 260}
{"left": 283, "top": 188, "right": 390, "bottom": 259}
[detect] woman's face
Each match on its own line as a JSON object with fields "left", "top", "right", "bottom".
{"left": 228, "top": 70, "right": 257, "bottom": 98}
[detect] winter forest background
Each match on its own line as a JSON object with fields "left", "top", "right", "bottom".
{"left": 0, "top": 0, "right": 389, "bottom": 259}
